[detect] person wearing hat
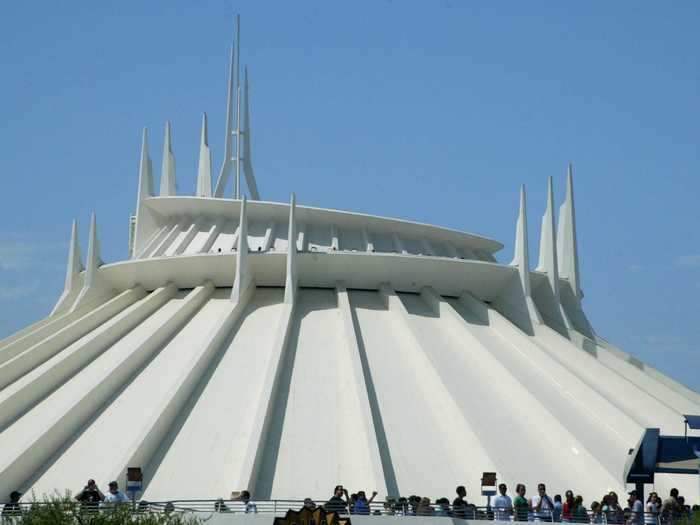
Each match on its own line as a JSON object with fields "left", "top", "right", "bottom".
{"left": 103, "top": 481, "right": 129, "bottom": 504}
{"left": 627, "top": 490, "right": 644, "bottom": 525}
{"left": 1, "top": 491, "right": 22, "bottom": 517}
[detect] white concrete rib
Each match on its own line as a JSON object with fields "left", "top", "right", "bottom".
{"left": 363, "top": 284, "right": 499, "bottom": 497}
{"left": 28, "top": 286, "right": 228, "bottom": 497}
{"left": 0, "top": 284, "right": 210, "bottom": 497}
{"left": 1, "top": 284, "right": 698, "bottom": 503}
{"left": 0, "top": 288, "right": 96, "bottom": 362}
{"left": 0, "top": 287, "right": 146, "bottom": 387}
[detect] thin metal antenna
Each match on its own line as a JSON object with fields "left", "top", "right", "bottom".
{"left": 234, "top": 14, "right": 242, "bottom": 199}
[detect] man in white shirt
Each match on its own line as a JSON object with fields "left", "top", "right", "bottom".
{"left": 531, "top": 483, "right": 554, "bottom": 521}
{"left": 493, "top": 483, "right": 513, "bottom": 521}
{"left": 103, "top": 481, "right": 129, "bottom": 504}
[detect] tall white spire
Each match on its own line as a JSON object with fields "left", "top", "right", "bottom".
{"left": 231, "top": 197, "right": 253, "bottom": 303}
{"left": 196, "top": 113, "right": 213, "bottom": 197}
{"left": 136, "top": 128, "right": 153, "bottom": 203}
{"left": 536, "top": 177, "right": 559, "bottom": 294}
{"left": 242, "top": 67, "right": 261, "bottom": 200}
{"left": 557, "top": 163, "right": 581, "bottom": 302}
{"left": 512, "top": 185, "right": 532, "bottom": 295}
{"left": 132, "top": 128, "right": 158, "bottom": 258}
{"left": 214, "top": 19, "right": 237, "bottom": 198}
{"left": 50, "top": 220, "right": 84, "bottom": 316}
{"left": 234, "top": 15, "right": 242, "bottom": 199}
{"left": 284, "top": 193, "right": 298, "bottom": 304}
{"left": 159, "top": 121, "right": 177, "bottom": 196}
{"left": 511, "top": 185, "right": 542, "bottom": 325}
{"left": 536, "top": 177, "right": 573, "bottom": 330}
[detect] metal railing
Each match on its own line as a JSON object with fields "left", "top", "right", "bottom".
{"left": 1, "top": 499, "right": 689, "bottom": 524}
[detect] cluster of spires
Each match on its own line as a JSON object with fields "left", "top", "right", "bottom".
{"left": 140, "top": 15, "right": 260, "bottom": 205}
{"left": 50, "top": 14, "right": 584, "bottom": 324}
{"left": 512, "top": 164, "right": 581, "bottom": 329}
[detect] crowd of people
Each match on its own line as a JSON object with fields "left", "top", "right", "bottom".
{"left": 2, "top": 480, "right": 698, "bottom": 522}
{"left": 308, "top": 484, "right": 698, "bottom": 523}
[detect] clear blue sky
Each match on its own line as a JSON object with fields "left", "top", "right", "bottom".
{"left": 1, "top": 2, "right": 698, "bottom": 390}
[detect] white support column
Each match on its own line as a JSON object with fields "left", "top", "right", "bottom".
{"left": 133, "top": 128, "right": 157, "bottom": 258}
{"left": 444, "top": 240, "right": 461, "bottom": 258}
{"left": 71, "top": 213, "right": 114, "bottom": 313}
{"left": 510, "top": 185, "right": 542, "bottom": 325}
{"left": 196, "top": 113, "right": 213, "bottom": 197}
{"left": 231, "top": 197, "right": 254, "bottom": 303}
{"left": 336, "top": 282, "right": 390, "bottom": 496}
{"left": 330, "top": 224, "right": 339, "bottom": 251}
{"left": 420, "top": 238, "right": 435, "bottom": 256}
{"left": 535, "top": 177, "right": 573, "bottom": 330}
{"left": 150, "top": 220, "right": 186, "bottom": 258}
{"left": 261, "top": 221, "right": 276, "bottom": 252}
{"left": 172, "top": 221, "right": 201, "bottom": 256}
{"left": 557, "top": 164, "right": 581, "bottom": 303}
{"left": 362, "top": 228, "right": 375, "bottom": 252}
{"left": 199, "top": 221, "right": 225, "bottom": 254}
{"left": 391, "top": 233, "right": 407, "bottom": 254}
{"left": 284, "top": 194, "right": 298, "bottom": 304}
{"left": 159, "top": 121, "right": 177, "bottom": 196}
{"left": 296, "top": 222, "right": 306, "bottom": 252}
{"left": 51, "top": 220, "right": 84, "bottom": 316}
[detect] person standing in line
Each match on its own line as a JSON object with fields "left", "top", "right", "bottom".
{"left": 75, "top": 479, "right": 104, "bottom": 510}
{"left": 627, "top": 490, "right": 644, "bottom": 525}
{"left": 661, "top": 488, "right": 679, "bottom": 521}
{"left": 493, "top": 483, "right": 513, "bottom": 521}
{"left": 103, "top": 481, "right": 129, "bottom": 504}
{"left": 325, "top": 485, "right": 350, "bottom": 514}
{"left": 452, "top": 485, "right": 469, "bottom": 519}
{"left": 562, "top": 490, "right": 575, "bottom": 522}
{"left": 553, "top": 494, "right": 563, "bottom": 522}
{"left": 573, "top": 496, "right": 587, "bottom": 524}
{"left": 644, "top": 492, "right": 660, "bottom": 525}
{"left": 532, "top": 483, "right": 555, "bottom": 521}
{"left": 1, "top": 491, "right": 22, "bottom": 518}
{"left": 606, "top": 492, "right": 624, "bottom": 524}
{"left": 353, "top": 491, "right": 377, "bottom": 515}
{"left": 513, "top": 484, "right": 530, "bottom": 522}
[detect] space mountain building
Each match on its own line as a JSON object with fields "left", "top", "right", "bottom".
{"left": 1, "top": 21, "right": 698, "bottom": 505}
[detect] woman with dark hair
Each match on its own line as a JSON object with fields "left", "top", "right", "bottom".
{"left": 562, "top": 490, "right": 575, "bottom": 522}
{"left": 513, "top": 484, "right": 530, "bottom": 522}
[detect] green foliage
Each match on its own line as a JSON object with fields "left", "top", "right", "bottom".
{"left": 2, "top": 495, "right": 204, "bottom": 525}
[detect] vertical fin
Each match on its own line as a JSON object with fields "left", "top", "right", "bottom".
{"left": 557, "top": 163, "right": 581, "bottom": 302}
{"left": 133, "top": 128, "right": 157, "bottom": 257}
{"left": 242, "top": 67, "right": 261, "bottom": 200}
{"left": 231, "top": 197, "right": 254, "bottom": 303}
{"left": 71, "top": 213, "right": 113, "bottom": 311}
{"left": 159, "top": 121, "right": 177, "bottom": 196}
{"left": 234, "top": 14, "right": 242, "bottom": 199}
{"left": 511, "top": 185, "right": 542, "bottom": 325}
{"left": 196, "top": 113, "right": 213, "bottom": 197}
{"left": 536, "top": 177, "right": 573, "bottom": 330}
{"left": 50, "top": 220, "right": 84, "bottom": 316}
{"left": 284, "top": 193, "right": 298, "bottom": 304}
{"left": 214, "top": 26, "right": 236, "bottom": 197}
